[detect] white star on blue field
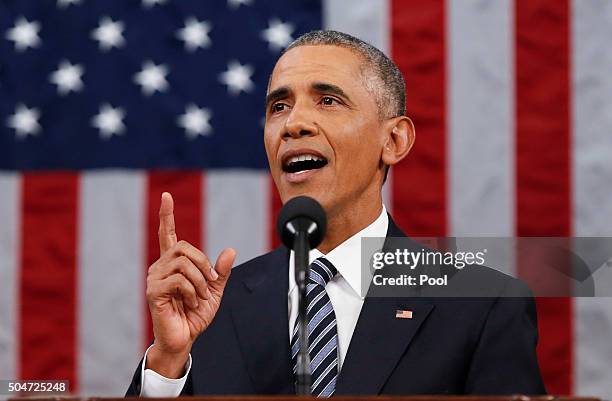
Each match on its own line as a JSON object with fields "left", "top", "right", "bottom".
{"left": 0, "top": 0, "right": 322, "bottom": 170}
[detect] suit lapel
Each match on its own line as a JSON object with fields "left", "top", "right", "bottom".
{"left": 230, "top": 247, "right": 295, "bottom": 394}
{"left": 335, "top": 216, "right": 435, "bottom": 395}
{"left": 335, "top": 297, "right": 434, "bottom": 395}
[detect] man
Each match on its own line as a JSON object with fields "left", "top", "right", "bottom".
{"left": 126, "top": 30, "right": 545, "bottom": 396}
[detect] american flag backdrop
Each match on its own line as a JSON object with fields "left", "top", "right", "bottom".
{"left": 0, "top": 0, "right": 611, "bottom": 398}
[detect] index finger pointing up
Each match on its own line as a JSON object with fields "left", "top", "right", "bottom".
{"left": 158, "top": 192, "right": 178, "bottom": 255}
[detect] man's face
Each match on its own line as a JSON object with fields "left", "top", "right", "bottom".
{"left": 264, "top": 45, "right": 387, "bottom": 216}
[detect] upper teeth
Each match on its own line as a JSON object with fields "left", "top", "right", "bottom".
{"left": 287, "top": 154, "right": 324, "bottom": 164}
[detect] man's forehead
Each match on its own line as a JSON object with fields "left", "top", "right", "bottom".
{"left": 268, "top": 45, "right": 363, "bottom": 91}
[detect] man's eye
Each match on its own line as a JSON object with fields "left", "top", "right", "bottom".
{"left": 321, "top": 96, "right": 338, "bottom": 106}
{"left": 271, "top": 103, "right": 286, "bottom": 113}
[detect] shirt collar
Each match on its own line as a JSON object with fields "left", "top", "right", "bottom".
{"left": 288, "top": 205, "right": 389, "bottom": 299}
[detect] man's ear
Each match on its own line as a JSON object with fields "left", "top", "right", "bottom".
{"left": 381, "top": 116, "right": 415, "bottom": 167}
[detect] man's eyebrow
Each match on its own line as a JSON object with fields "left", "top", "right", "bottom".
{"left": 311, "top": 82, "right": 351, "bottom": 101}
{"left": 265, "top": 87, "right": 290, "bottom": 109}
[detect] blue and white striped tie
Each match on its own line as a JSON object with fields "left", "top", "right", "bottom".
{"left": 290, "top": 257, "right": 338, "bottom": 397}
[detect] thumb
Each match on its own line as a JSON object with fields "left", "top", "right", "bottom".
{"left": 212, "top": 248, "right": 236, "bottom": 285}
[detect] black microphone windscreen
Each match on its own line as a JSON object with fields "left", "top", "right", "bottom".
{"left": 276, "top": 196, "right": 327, "bottom": 249}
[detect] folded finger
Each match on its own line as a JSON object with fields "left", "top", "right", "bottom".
{"left": 164, "top": 255, "right": 209, "bottom": 300}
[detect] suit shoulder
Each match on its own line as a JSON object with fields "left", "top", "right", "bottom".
{"left": 441, "top": 261, "right": 534, "bottom": 299}
{"left": 479, "top": 264, "right": 533, "bottom": 297}
{"left": 224, "top": 246, "right": 288, "bottom": 290}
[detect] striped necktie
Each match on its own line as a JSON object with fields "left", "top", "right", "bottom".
{"left": 290, "top": 257, "right": 339, "bottom": 397}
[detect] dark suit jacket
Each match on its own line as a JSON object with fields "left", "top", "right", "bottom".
{"left": 127, "top": 216, "right": 546, "bottom": 396}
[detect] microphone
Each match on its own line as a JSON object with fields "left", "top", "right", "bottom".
{"left": 276, "top": 196, "right": 327, "bottom": 396}
{"left": 276, "top": 196, "right": 327, "bottom": 250}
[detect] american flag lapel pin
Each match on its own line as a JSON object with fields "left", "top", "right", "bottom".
{"left": 396, "top": 309, "right": 413, "bottom": 319}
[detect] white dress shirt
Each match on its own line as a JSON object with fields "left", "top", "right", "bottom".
{"left": 140, "top": 205, "right": 389, "bottom": 397}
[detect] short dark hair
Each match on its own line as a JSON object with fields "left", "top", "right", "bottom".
{"left": 284, "top": 30, "right": 406, "bottom": 119}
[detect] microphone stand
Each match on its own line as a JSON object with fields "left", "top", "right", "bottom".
{"left": 294, "top": 229, "right": 312, "bottom": 396}
{"left": 277, "top": 197, "right": 326, "bottom": 396}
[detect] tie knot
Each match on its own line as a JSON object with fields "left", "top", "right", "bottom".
{"left": 309, "top": 257, "right": 337, "bottom": 286}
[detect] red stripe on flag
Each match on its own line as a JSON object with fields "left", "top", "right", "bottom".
{"left": 515, "top": 0, "right": 573, "bottom": 394}
{"left": 269, "top": 177, "right": 282, "bottom": 250}
{"left": 145, "top": 171, "right": 203, "bottom": 347}
{"left": 391, "top": 0, "right": 447, "bottom": 236}
{"left": 19, "top": 173, "right": 79, "bottom": 392}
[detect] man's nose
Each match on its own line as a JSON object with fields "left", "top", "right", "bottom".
{"left": 283, "top": 103, "right": 317, "bottom": 140}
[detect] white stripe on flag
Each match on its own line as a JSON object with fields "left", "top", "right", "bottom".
{"left": 205, "top": 170, "right": 269, "bottom": 266}
{"left": 79, "top": 171, "right": 145, "bottom": 396}
{"left": 322, "top": 0, "right": 390, "bottom": 54}
{"left": 448, "top": 0, "right": 515, "bottom": 278}
{"left": 572, "top": 0, "right": 612, "bottom": 237}
{"left": 0, "top": 173, "right": 19, "bottom": 381}
{"left": 572, "top": 0, "right": 612, "bottom": 398}
{"left": 448, "top": 0, "right": 514, "bottom": 237}
{"left": 323, "top": 0, "right": 393, "bottom": 213}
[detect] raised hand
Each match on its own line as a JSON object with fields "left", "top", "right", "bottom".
{"left": 145, "top": 192, "right": 236, "bottom": 378}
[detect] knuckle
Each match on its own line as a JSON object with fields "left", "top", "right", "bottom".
{"left": 168, "top": 243, "right": 181, "bottom": 256}
{"left": 147, "top": 260, "right": 162, "bottom": 277}
{"left": 165, "top": 274, "right": 177, "bottom": 287}
{"left": 145, "top": 285, "right": 155, "bottom": 300}
{"left": 151, "top": 259, "right": 167, "bottom": 274}
{"left": 176, "top": 255, "right": 190, "bottom": 270}
{"left": 149, "top": 258, "right": 162, "bottom": 270}
{"left": 174, "top": 277, "right": 183, "bottom": 290}
{"left": 179, "top": 274, "right": 191, "bottom": 286}
{"left": 181, "top": 280, "right": 194, "bottom": 294}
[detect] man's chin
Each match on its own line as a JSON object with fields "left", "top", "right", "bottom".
{"left": 277, "top": 166, "right": 337, "bottom": 211}
{"left": 278, "top": 185, "right": 327, "bottom": 207}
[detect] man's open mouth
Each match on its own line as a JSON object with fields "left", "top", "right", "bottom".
{"left": 282, "top": 154, "right": 328, "bottom": 174}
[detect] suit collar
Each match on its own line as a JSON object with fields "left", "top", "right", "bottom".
{"left": 287, "top": 205, "right": 389, "bottom": 299}
{"left": 386, "top": 213, "right": 407, "bottom": 239}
